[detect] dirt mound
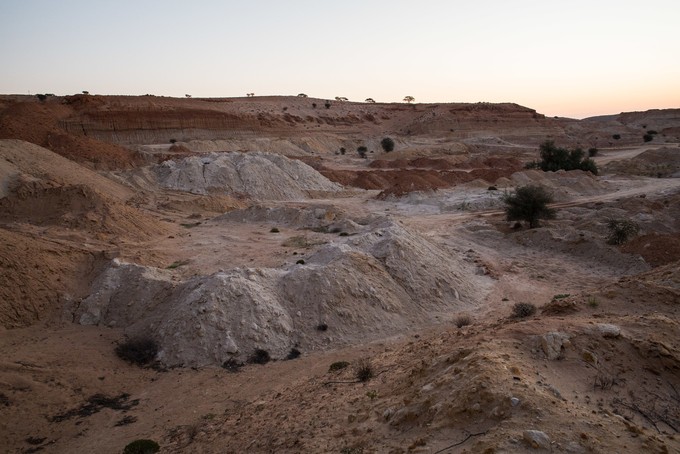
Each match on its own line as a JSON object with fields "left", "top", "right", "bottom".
{"left": 0, "top": 178, "right": 165, "bottom": 239}
{"left": 621, "top": 233, "right": 680, "bottom": 267}
{"left": 604, "top": 146, "right": 680, "bottom": 177}
{"left": 0, "top": 229, "right": 107, "bottom": 328}
{"left": 0, "top": 139, "right": 135, "bottom": 201}
{"left": 322, "top": 156, "right": 521, "bottom": 198}
{"left": 76, "top": 220, "right": 484, "bottom": 366}
{"left": 500, "top": 169, "right": 608, "bottom": 200}
{"left": 152, "top": 152, "right": 343, "bottom": 200}
{"left": 214, "top": 204, "right": 343, "bottom": 229}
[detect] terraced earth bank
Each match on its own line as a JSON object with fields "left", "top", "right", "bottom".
{"left": 1, "top": 95, "right": 679, "bottom": 453}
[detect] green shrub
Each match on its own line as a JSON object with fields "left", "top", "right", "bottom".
{"left": 357, "top": 146, "right": 368, "bottom": 158}
{"left": 502, "top": 185, "right": 556, "bottom": 228}
{"left": 643, "top": 134, "right": 653, "bottom": 142}
{"left": 380, "top": 137, "right": 395, "bottom": 152}
{"left": 512, "top": 302, "right": 536, "bottom": 318}
{"left": 115, "top": 336, "right": 158, "bottom": 366}
{"left": 536, "top": 140, "right": 598, "bottom": 174}
{"left": 123, "top": 439, "right": 160, "bottom": 454}
{"left": 588, "top": 147, "right": 598, "bottom": 157}
{"left": 606, "top": 219, "right": 640, "bottom": 245}
{"left": 270, "top": 227, "right": 280, "bottom": 233}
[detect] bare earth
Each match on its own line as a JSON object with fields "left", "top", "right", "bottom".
{"left": 1, "top": 95, "right": 679, "bottom": 453}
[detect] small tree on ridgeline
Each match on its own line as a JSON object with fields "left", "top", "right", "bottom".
{"left": 403, "top": 95, "right": 415, "bottom": 103}
{"left": 503, "top": 185, "right": 556, "bottom": 229}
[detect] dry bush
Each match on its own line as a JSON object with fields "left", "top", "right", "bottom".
{"left": 512, "top": 302, "right": 537, "bottom": 318}
{"left": 354, "top": 358, "right": 373, "bottom": 382}
{"left": 115, "top": 336, "right": 159, "bottom": 366}
{"left": 454, "top": 314, "right": 472, "bottom": 328}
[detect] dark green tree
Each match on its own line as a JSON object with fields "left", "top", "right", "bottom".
{"left": 536, "top": 141, "right": 598, "bottom": 175}
{"left": 503, "top": 185, "right": 556, "bottom": 228}
{"left": 380, "top": 137, "right": 395, "bottom": 152}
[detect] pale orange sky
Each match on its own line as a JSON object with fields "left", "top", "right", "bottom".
{"left": 1, "top": 0, "right": 678, "bottom": 118}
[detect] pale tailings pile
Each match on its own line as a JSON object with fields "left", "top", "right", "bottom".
{"left": 76, "top": 220, "right": 483, "bottom": 366}
{"left": 152, "top": 152, "right": 343, "bottom": 200}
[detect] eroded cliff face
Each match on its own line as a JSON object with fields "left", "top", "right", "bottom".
{"left": 59, "top": 109, "right": 264, "bottom": 144}
{"left": 1, "top": 94, "right": 678, "bottom": 168}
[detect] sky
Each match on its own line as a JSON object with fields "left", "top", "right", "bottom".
{"left": 1, "top": 0, "right": 679, "bottom": 118}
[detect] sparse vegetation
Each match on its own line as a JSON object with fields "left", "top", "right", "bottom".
{"left": 454, "top": 314, "right": 472, "bottom": 328}
{"left": 295, "top": 259, "right": 305, "bottom": 265}
{"left": 380, "top": 137, "right": 395, "bottom": 152}
{"left": 123, "top": 439, "right": 160, "bottom": 454}
{"left": 36, "top": 94, "right": 47, "bottom": 102}
{"left": 606, "top": 219, "right": 640, "bottom": 245}
{"left": 329, "top": 361, "right": 350, "bottom": 372}
{"left": 115, "top": 336, "right": 159, "bottom": 366}
{"left": 297, "top": 93, "right": 308, "bottom": 97}
{"left": 512, "top": 302, "right": 537, "bottom": 318}
{"left": 166, "top": 259, "right": 189, "bottom": 269}
{"left": 643, "top": 133, "right": 653, "bottom": 142}
{"left": 270, "top": 227, "right": 280, "bottom": 233}
{"left": 588, "top": 147, "right": 598, "bottom": 157}
{"left": 324, "top": 100, "right": 331, "bottom": 109}
{"left": 365, "top": 98, "right": 376, "bottom": 103}
{"left": 354, "top": 358, "right": 373, "bottom": 382}
{"left": 286, "top": 348, "right": 301, "bottom": 360}
{"left": 552, "top": 294, "right": 570, "bottom": 300}
{"left": 403, "top": 95, "right": 415, "bottom": 103}
{"left": 588, "top": 296, "right": 600, "bottom": 308}
{"left": 340, "top": 147, "right": 346, "bottom": 155}
{"left": 52, "top": 393, "right": 139, "bottom": 422}
{"left": 612, "top": 134, "right": 621, "bottom": 140}
{"left": 222, "top": 358, "right": 243, "bottom": 372}
{"left": 502, "top": 185, "right": 556, "bottom": 228}
{"left": 357, "top": 146, "right": 368, "bottom": 158}
{"left": 249, "top": 348, "right": 271, "bottom": 365}
{"left": 316, "top": 323, "right": 328, "bottom": 331}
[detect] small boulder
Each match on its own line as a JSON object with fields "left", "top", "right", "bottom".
{"left": 523, "top": 430, "right": 551, "bottom": 449}
{"left": 541, "top": 332, "right": 570, "bottom": 360}
{"left": 596, "top": 323, "right": 621, "bottom": 338}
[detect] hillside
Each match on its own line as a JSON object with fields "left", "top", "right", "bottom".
{"left": 0, "top": 96, "right": 679, "bottom": 453}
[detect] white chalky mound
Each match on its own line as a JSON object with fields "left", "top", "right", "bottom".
{"left": 153, "top": 152, "right": 342, "bottom": 200}
{"left": 77, "top": 220, "right": 483, "bottom": 367}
